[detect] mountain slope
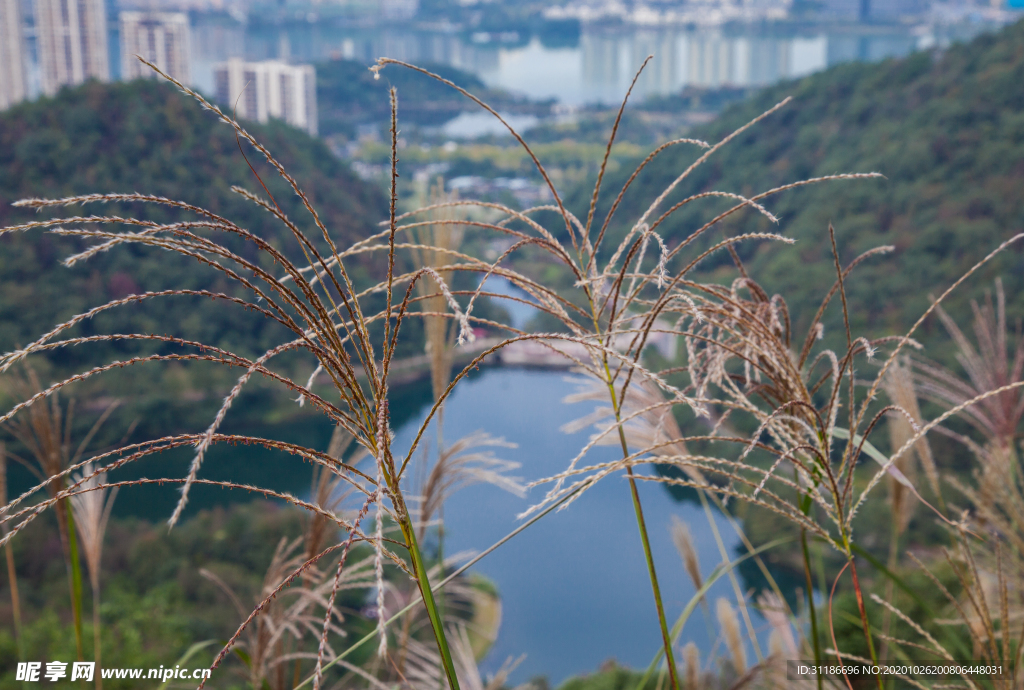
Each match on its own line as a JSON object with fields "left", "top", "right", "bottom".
{"left": 0, "top": 78, "right": 388, "bottom": 437}
{"left": 0, "top": 78, "right": 385, "bottom": 362}
{"left": 583, "top": 21, "right": 1024, "bottom": 348}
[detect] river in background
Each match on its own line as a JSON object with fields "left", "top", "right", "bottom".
{"left": 187, "top": 16, "right": 996, "bottom": 106}
{"left": 390, "top": 366, "right": 769, "bottom": 683}
{"left": 93, "top": 361, "right": 779, "bottom": 684}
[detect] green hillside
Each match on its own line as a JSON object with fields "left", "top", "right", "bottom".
{"left": 0, "top": 78, "right": 386, "bottom": 431}
{"left": 582, "top": 20, "right": 1024, "bottom": 349}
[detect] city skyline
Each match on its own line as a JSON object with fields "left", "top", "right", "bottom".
{"left": 120, "top": 11, "right": 192, "bottom": 82}
{"left": 214, "top": 58, "right": 318, "bottom": 135}
{"left": 35, "top": 0, "right": 111, "bottom": 95}
{"left": 0, "top": 0, "right": 1018, "bottom": 115}
{"left": 0, "top": 0, "right": 27, "bottom": 110}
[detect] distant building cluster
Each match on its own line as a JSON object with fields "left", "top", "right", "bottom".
{"left": 213, "top": 58, "right": 318, "bottom": 136}
{"left": 0, "top": 0, "right": 1014, "bottom": 122}
{"left": 120, "top": 11, "right": 191, "bottom": 82}
{"left": 0, "top": 0, "right": 26, "bottom": 109}
{"left": 544, "top": 0, "right": 1016, "bottom": 25}
{"left": 36, "top": 0, "right": 110, "bottom": 94}
{"left": 544, "top": 0, "right": 794, "bottom": 25}
{"left": 1, "top": 0, "right": 113, "bottom": 106}
{"left": 0, "top": 3, "right": 318, "bottom": 138}
{"left": 380, "top": 0, "right": 419, "bottom": 21}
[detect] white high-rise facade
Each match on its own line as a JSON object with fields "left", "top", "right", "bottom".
{"left": 120, "top": 12, "right": 190, "bottom": 83}
{"left": 0, "top": 0, "right": 27, "bottom": 109}
{"left": 34, "top": 0, "right": 110, "bottom": 95}
{"left": 214, "top": 59, "right": 317, "bottom": 136}
{"left": 380, "top": 0, "right": 418, "bottom": 21}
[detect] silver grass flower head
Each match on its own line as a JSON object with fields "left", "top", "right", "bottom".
{"left": 758, "top": 591, "right": 797, "bottom": 658}
{"left": 670, "top": 515, "right": 702, "bottom": 592}
{"left": 682, "top": 641, "right": 700, "bottom": 690}
{"left": 716, "top": 596, "right": 746, "bottom": 675}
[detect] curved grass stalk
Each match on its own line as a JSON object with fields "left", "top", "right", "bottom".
{"left": 632, "top": 537, "right": 793, "bottom": 690}
{"left": 696, "top": 489, "right": 762, "bottom": 662}
{"left": 293, "top": 483, "right": 589, "bottom": 689}
{"left": 0, "top": 450, "right": 24, "bottom": 663}
{"left": 801, "top": 528, "right": 824, "bottom": 690}
{"left": 65, "top": 502, "right": 85, "bottom": 662}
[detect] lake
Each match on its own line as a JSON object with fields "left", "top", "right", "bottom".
{"left": 187, "top": 17, "right": 996, "bottom": 106}
{"left": 98, "top": 361, "right": 778, "bottom": 684}
{"left": 389, "top": 366, "right": 767, "bottom": 684}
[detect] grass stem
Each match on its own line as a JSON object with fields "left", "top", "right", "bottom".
{"left": 0, "top": 449, "right": 24, "bottom": 663}
{"left": 65, "top": 503, "right": 85, "bottom": 662}
{"left": 697, "top": 490, "right": 762, "bottom": 662}
{"left": 847, "top": 554, "right": 882, "bottom": 690}
{"left": 3, "top": 540, "right": 22, "bottom": 659}
{"left": 295, "top": 484, "right": 587, "bottom": 689}
{"left": 625, "top": 465, "right": 680, "bottom": 689}
{"left": 801, "top": 529, "right": 823, "bottom": 690}
{"left": 92, "top": 577, "right": 102, "bottom": 689}
{"left": 400, "top": 516, "right": 460, "bottom": 689}
{"left": 598, "top": 354, "right": 679, "bottom": 687}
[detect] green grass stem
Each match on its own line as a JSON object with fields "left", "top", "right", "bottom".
{"left": 294, "top": 484, "right": 586, "bottom": 689}
{"left": 401, "top": 516, "right": 459, "bottom": 689}
{"left": 65, "top": 504, "right": 85, "bottom": 663}
{"left": 801, "top": 529, "right": 824, "bottom": 690}
{"left": 601, "top": 363, "right": 680, "bottom": 690}
{"left": 633, "top": 537, "right": 793, "bottom": 690}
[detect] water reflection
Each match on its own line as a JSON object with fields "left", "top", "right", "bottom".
{"left": 189, "top": 15, "right": 990, "bottom": 105}
{"left": 88, "top": 363, "right": 784, "bottom": 684}
{"left": 390, "top": 367, "right": 765, "bottom": 684}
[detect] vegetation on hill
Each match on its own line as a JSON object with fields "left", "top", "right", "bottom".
{"left": 579, "top": 19, "right": 1024, "bottom": 354}
{"left": 0, "top": 78, "right": 387, "bottom": 436}
{"left": 0, "top": 502, "right": 375, "bottom": 689}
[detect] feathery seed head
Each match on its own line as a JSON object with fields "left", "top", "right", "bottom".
{"left": 716, "top": 597, "right": 746, "bottom": 675}
{"left": 670, "top": 515, "right": 702, "bottom": 592}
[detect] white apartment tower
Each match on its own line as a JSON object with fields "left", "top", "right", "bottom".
{"left": 120, "top": 12, "right": 190, "bottom": 83}
{"left": 380, "top": 0, "right": 418, "bottom": 21}
{"left": 214, "top": 59, "right": 317, "bottom": 136}
{"left": 34, "top": 0, "right": 110, "bottom": 95}
{"left": 0, "top": 0, "right": 27, "bottom": 109}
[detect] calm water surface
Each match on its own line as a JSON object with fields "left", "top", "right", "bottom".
{"left": 88, "top": 363, "right": 775, "bottom": 684}
{"left": 189, "top": 18, "right": 995, "bottom": 106}
{"left": 389, "top": 367, "right": 763, "bottom": 684}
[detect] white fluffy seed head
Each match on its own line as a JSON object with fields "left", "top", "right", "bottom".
{"left": 716, "top": 597, "right": 746, "bottom": 675}
{"left": 682, "top": 641, "right": 700, "bottom": 690}
{"left": 670, "top": 516, "right": 702, "bottom": 592}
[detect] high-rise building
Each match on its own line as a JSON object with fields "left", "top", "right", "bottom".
{"left": 380, "top": 0, "right": 418, "bottom": 21}
{"left": 214, "top": 59, "right": 318, "bottom": 136}
{"left": 34, "top": 0, "right": 110, "bottom": 95}
{"left": 120, "top": 12, "right": 190, "bottom": 83}
{"left": 0, "top": 0, "right": 27, "bottom": 109}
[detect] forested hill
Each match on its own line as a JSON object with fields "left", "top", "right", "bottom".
{"left": 0, "top": 78, "right": 385, "bottom": 363}
{"left": 583, "top": 20, "right": 1024, "bottom": 348}
{"left": 0, "top": 79, "right": 387, "bottom": 433}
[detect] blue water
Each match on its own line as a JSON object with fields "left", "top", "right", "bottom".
{"left": 389, "top": 367, "right": 765, "bottom": 684}
{"left": 188, "top": 18, "right": 1002, "bottom": 107}
{"left": 79, "top": 361, "right": 776, "bottom": 684}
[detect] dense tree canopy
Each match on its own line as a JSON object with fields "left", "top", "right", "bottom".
{"left": 581, "top": 20, "right": 1024, "bottom": 353}
{"left": 0, "top": 78, "right": 387, "bottom": 432}
{"left": 0, "top": 78, "right": 385, "bottom": 358}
